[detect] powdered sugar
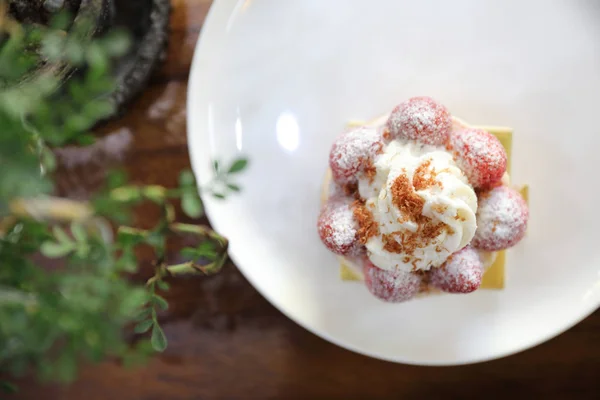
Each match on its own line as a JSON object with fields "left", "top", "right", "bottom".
{"left": 329, "top": 127, "right": 383, "bottom": 184}
{"left": 387, "top": 97, "right": 452, "bottom": 146}
{"left": 428, "top": 246, "right": 483, "bottom": 293}
{"left": 449, "top": 128, "right": 507, "bottom": 189}
{"left": 317, "top": 201, "right": 359, "bottom": 255}
{"left": 472, "top": 186, "right": 529, "bottom": 251}
{"left": 319, "top": 97, "right": 529, "bottom": 301}
{"left": 363, "top": 259, "right": 421, "bottom": 302}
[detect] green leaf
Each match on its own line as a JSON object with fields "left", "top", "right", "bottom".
{"left": 180, "top": 247, "right": 201, "bottom": 259}
{"left": 75, "top": 243, "right": 90, "bottom": 258}
{"left": 40, "top": 33, "right": 65, "bottom": 61}
{"left": 40, "top": 241, "right": 73, "bottom": 258}
{"left": 227, "top": 158, "right": 248, "bottom": 174}
{"left": 134, "top": 320, "right": 153, "bottom": 334}
{"left": 119, "top": 288, "right": 151, "bottom": 317}
{"left": 106, "top": 170, "right": 128, "bottom": 189}
{"left": 198, "top": 240, "right": 218, "bottom": 253}
{"left": 41, "top": 147, "right": 57, "bottom": 172}
{"left": 227, "top": 183, "right": 241, "bottom": 192}
{"left": 212, "top": 192, "right": 226, "bottom": 200}
{"left": 65, "top": 38, "right": 85, "bottom": 65}
{"left": 178, "top": 170, "right": 195, "bottom": 187}
{"left": 181, "top": 192, "right": 203, "bottom": 218}
{"left": 151, "top": 324, "right": 168, "bottom": 352}
{"left": 213, "top": 160, "right": 220, "bottom": 173}
{"left": 181, "top": 242, "right": 217, "bottom": 260}
{"left": 70, "top": 222, "right": 87, "bottom": 243}
{"left": 152, "top": 294, "right": 168, "bottom": 311}
{"left": 91, "top": 195, "right": 131, "bottom": 224}
{"left": 85, "top": 43, "right": 109, "bottom": 77}
{"left": 50, "top": 12, "right": 73, "bottom": 30}
{"left": 83, "top": 99, "right": 115, "bottom": 121}
{"left": 134, "top": 308, "right": 153, "bottom": 322}
{"left": 117, "top": 229, "right": 146, "bottom": 246}
{"left": 52, "top": 226, "right": 72, "bottom": 244}
{"left": 75, "top": 133, "right": 96, "bottom": 146}
{"left": 156, "top": 280, "right": 170, "bottom": 291}
{"left": 145, "top": 233, "right": 164, "bottom": 249}
{"left": 64, "top": 115, "right": 93, "bottom": 137}
{"left": 117, "top": 252, "right": 138, "bottom": 273}
{"left": 68, "top": 81, "right": 87, "bottom": 103}
{"left": 101, "top": 30, "right": 131, "bottom": 57}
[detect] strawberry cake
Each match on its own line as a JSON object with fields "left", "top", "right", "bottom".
{"left": 317, "top": 96, "right": 529, "bottom": 302}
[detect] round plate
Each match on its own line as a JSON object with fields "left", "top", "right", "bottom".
{"left": 187, "top": 0, "right": 600, "bottom": 365}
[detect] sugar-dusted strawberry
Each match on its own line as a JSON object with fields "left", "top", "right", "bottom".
{"left": 472, "top": 186, "right": 529, "bottom": 251}
{"left": 329, "top": 126, "right": 383, "bottom": 185}
{"left": 363, "top": 258, "right": 421, "bottom": 302}
{"left": 449, "top": 128, "right": 507, "bottom": 189}
{"left": 429, "top": 246, "right": 483, "bottom": 293}
{"left": 386, "top": 96, "right": 452, "bottom": 146}
{"left": 317, "top": 199, "right": 361, "bottom": 256}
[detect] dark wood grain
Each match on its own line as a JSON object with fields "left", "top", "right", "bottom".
{"left": 12, "top": 1, "right": 600, "bottom": 399}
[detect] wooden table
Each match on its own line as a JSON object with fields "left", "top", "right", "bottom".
{"left": 15, "top": 1, "right": 600, "bottom": 398}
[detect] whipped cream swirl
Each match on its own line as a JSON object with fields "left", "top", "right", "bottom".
{"left": 358, "top": 141, "right": 477, "bottom": 272}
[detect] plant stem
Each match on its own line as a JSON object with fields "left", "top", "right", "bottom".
{"left": 8, "top": 197, "right": 93, "bottom": 221}
{"left": 164, "top": 262, "right": 197, "bottom": 276}
{"left": 164, "top": 259, "right": 221, "bottom": 276}
{"left": 169, "top": 223, "right": 228, "bottom": 247}
{"left": 117, "top": 226, "right": 150, "bottom": 237}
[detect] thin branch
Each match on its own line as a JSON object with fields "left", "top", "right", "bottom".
{"left": 8, "top": 197, "right": 94, "bottom": 221}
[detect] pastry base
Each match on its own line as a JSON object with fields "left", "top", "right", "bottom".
{"left": 323, "top": 115, "right": 529, "bottom": 289}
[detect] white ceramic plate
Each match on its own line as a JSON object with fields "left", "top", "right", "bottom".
{"left": 187, "top": 0, "right": 600, "bottom": 365}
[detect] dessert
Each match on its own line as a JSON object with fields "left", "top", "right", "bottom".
{"left": 317, "top": 96, "right": 529, "bottom": 302}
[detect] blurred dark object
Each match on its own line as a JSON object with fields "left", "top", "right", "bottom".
{"left": 9, "top": 0, "right": 82, "bottom": 25}
{"left": 6, "top": 0, "right": 106, "bottom": 87}
{"left": 109, "top": 0, "right": 170, "bottom": 117}
{"left": 8, "top": 0, "right": 170, "bottom": 122}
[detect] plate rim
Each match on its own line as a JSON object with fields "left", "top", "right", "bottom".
{"left": 186, "top": 0, "right": 600, "bottom": 366}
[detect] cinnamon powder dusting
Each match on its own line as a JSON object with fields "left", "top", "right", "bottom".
{"left": 420, "top": 221, "right": 445, "bottom": 240}
{"left": 411, "top": 259, "right": 420, "bottom": 271}
{"left": 363, "top": 158, "right": 377, "bottom": 183}
{"left": 352, "top": 200, "right": 379, "bottom": 244}
{"left": 390, "top": 174, "right": 425, "bottom": 221}
{"left": 383, "top": 170, "right": 451, "bottom": 257}
{"left": 453, "top": 212, "right": 466, "bottom": 222}
{"left": 382, "top": 218, "right": 445, "bottom": 256}
{"left": 382, "top": 128, "right": 392, "bottom": 141}
{"left": 432, "top": 204, "right": 448, "bottom": 214}
{"left": 382, "top": 232, "right": 406, "bottom": 253}
{"left": 412, "top": 159, "right": 441, "bottom": 191}
{"left": 341, "top": 181, "right": 359, "bottom": 197}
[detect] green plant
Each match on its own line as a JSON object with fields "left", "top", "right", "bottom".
{"left": 0, "top": 10, "right": 248, "bottom": 388}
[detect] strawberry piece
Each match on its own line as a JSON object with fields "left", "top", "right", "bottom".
{"left": 317, "top": 199, "right": 360, "bottom": 256}
{"left": 449, "top": 128, "right": 507, "bottom": 189}
{"left": 329, "top": 127, "right": 383, "bottom": 185}
{"left": 429, "top": 246, "right": 483, "bottom": 293}
{"left": 363, "top": 259, "right": 421, "bottom": 302}
{"left": 472, "top": 186, "right": 529, "bottom": 251}
{"left": 387, "top": 96, "right": 452, "bottom": 146}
